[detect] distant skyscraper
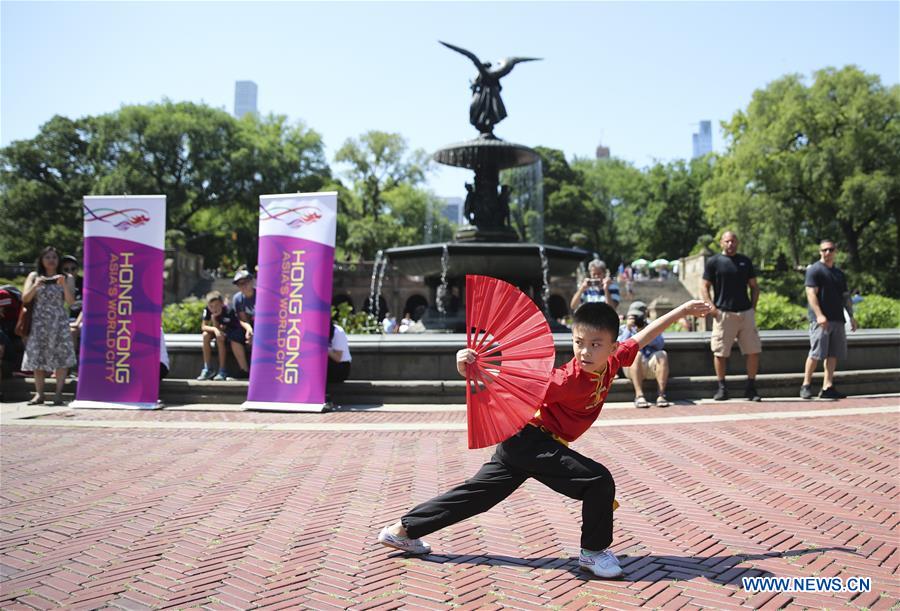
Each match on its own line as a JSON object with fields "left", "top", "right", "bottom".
{"left": 234, "top": 81, "right": 258, "bottom": 118}
{"left": 441, "top": 197, "right": 464, "bottom": 225}
{"left": 595, "top": 142, "right": 610, "bottom": 159}
{"left": 425, "top": 197, "right": 463, "bottom": 243}
{"left": 692, "top": 120, "right": 712, "bottom": 158}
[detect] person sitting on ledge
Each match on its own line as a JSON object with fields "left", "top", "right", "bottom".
{"left": 196, "top": 291, "right": 250, "bottom": 381}
{"left": 231, "top": 269, "right": 256, "bottom": 347}
{"left": 327, "top": 319, "right": 352, "bottom": 383}
{"left": 617, "top": 302, "right": 670, "bottom": 408}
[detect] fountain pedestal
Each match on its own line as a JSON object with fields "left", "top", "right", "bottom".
{"left": 433, "top": 136, "right": 538, "bottom": 243}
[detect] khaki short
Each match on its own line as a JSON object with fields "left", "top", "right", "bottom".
{"left": 710, "top": 309, "right": 762, "bottom": 357}
{"left": 624, "top": 350, "right": 666, "bottom": 378}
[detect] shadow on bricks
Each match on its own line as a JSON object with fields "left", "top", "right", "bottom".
{"left": 416, "top": 546, "right": 858, "bottom": 585}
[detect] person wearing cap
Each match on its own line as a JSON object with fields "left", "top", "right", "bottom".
{"left": 617, "top": 302, "right": 670, "bottom": 407}
{"left": 570, "top": 259, "right": 621, "bottom": 312}
{"left": 231, "top": 269, "right": 255, "bottom": 347}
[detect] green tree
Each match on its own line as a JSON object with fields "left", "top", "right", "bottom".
{"left": 0, "top": 101, "right": 332, "bottom": 268}
{"left": 334, "top": 131, "right": 440, "bottom": 259}
{"left": 334, "top": 131, "right": 429, "bottom": 221}
{"left": 704, "top": 66, "right": 900, "bottom": 288}
{"left": 534, "top": 147, "right": 608, "bottom": 253}
{"left": 0, "top": 115, "right": 96, "bottom": 260}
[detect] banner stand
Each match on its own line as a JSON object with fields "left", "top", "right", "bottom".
{"left": 241, "top": 192, "right": 338, "bottom": 412}
{"left": 70, "top": 400, "right": 161, "bottom": 410}
{"left": 242, "top": 401, "right": 329, "bottom": 413}
{"left": 74, "top": 195, "right": 166, "bottom": 409}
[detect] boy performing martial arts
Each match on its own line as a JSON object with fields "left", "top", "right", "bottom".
{"left": 378, "top": 298, "right": 711, "bottom": 578}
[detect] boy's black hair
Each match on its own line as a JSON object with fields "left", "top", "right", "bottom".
{"left": 572, "top": 302, "right": 620, "bottom": 340}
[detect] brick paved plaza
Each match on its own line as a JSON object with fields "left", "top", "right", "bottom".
{"left": 1, "top": 396, "right": 898, "bottom": 610}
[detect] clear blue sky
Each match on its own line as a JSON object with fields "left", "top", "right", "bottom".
{"left": 2, "top": 1, "right": 897, "bottom": 196}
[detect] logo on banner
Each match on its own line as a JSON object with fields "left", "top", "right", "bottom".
{"left": 260, "top": 202, "right": 322, "bottom": 228}
{"left": 84, "top": 204, "right": 151, "bottom": 232}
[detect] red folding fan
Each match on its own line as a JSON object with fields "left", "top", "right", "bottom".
{"left": 465, "top": 275, "right": 556, "bottom": 449}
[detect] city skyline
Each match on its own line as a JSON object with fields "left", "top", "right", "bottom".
{"left": 2, "top": 2, "right": 897, "bottom": 197}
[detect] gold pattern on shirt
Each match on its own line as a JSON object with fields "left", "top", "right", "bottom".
{"left": 588, "top": 368, "right": 608, "bottom": 408}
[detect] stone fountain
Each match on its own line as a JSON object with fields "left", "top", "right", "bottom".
{"left": 375, "top": 42, "right": 593, "bottom": 331}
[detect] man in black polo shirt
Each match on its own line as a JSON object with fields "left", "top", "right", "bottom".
{"left": 801, "top": 239, "right": 856, "bottom": 400}
{"left": 700, "top": 231, "right": 762, "bottom": 401}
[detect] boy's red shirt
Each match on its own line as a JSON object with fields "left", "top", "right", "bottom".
{"left": 530, "top": 338, "right": 639, "bottom": 443}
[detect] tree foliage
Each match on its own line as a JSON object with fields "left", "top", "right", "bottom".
{"left": 334, "top": 131, "right": 448, "bottom": 260}
{"left": 1, "top": 101, "right": 332, "bottom": 268}
{"left": 703, "top": 66, "right": 900, "bottom": 286}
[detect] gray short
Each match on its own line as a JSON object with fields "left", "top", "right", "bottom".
{"left": 808, "top": 321, "right": 847, "bottom": 360}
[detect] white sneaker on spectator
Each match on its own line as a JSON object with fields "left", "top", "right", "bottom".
{"left": 377, "top": 526, "right": 431, "bottom": 555}
{"left": 579, "top": 548, "right": 623, "bottom": 578}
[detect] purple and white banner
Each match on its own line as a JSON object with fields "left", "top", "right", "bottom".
{"left": 71, "top": 195, "right": 166, "bottom": 409}
{"left": 243, "top": 192, "right": 338, "bottom": 412}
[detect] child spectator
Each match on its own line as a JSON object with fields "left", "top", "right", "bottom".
{"left": 196, "top": 291, "right": 250, "bottom": 381}
{"left": 231, "top": 270, "right": 256, "bottom": 338}
{"left": 378, "top": 298, "right": 711, "bottom": 578}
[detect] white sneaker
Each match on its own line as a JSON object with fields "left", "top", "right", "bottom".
{"left": 377, "top": 526, "right": 431, "bottom": 555}
{"left": 579, "top": 548, "right": 623, "bottom": 578}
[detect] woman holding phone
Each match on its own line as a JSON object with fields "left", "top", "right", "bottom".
{"left": 21, "top": 246, "right": 77, "bottom": 405}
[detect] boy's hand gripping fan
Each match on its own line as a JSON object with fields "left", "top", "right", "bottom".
{"left": 465, "top": 275, "right": 556, "bottom": 449}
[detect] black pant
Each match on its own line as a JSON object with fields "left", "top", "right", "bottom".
{"left": 401, "top": 425, "right": 616, "bottom": 551}
{"left": 327, "top": 360, "right": 350, "bottom": 383}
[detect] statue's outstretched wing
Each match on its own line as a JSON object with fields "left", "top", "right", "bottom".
{"left": 439, "top": 41, "right": 489, "bottom": 77}
{"left": 492, "top": 57, "right": 542, "bottom": 79}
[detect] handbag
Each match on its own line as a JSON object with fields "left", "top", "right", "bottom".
{"left": 14, "top": 303, "right": 32, "bottom": 338}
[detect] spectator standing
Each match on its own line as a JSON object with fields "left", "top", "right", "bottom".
{"left": 21, "top": 246, "right": 77, "bottom": 405}
{"left": 801, "top": 240, "right": 856, "bottom": 400}
{"left": 570, "top": 259, "right": 620, "bottom": 312}
{"left": 700, "top": 231, "right": 762, "bottom": 401}
{"left": 231, "top": 270, "right": 256, "bottom": 346}
{"left": 618, "top": 303, "right": 670, "bottom": 407}
{"left": 328, "top": 320, "right": 352, "bottom": 383}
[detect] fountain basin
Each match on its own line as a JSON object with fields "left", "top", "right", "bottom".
{"left": 433, "top": 136, "right": 540, "bottom": 170}
{"left": 384, "top": 242, "right": 592, "bottom": 280}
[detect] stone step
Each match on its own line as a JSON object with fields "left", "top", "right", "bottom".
{"left": 4, "top": 369, "right": 897, "bottom": 406}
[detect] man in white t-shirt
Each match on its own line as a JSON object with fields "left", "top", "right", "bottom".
{"left": 328, "top": 321, "right": 352, "bottom": 383}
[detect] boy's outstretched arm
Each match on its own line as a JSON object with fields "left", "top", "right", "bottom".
{"left": 631, "top": 299, "right": 712, "bottom": 349}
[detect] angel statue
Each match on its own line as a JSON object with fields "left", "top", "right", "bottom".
{"left": 439, "top": 41, "right": 541, "bottom": 136}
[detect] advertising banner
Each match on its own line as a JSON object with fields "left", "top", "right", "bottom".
{"left": 243, "top": 192, "right": 338, "bottom": 412}
{"left": 71, "top": 195, "right": 166, "bottom": 409}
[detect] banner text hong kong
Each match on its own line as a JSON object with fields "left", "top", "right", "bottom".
{"left": 244, "top": 192, "right": 338, "bottom": 411}
{"left": 74, "top": 196, "right": 166, "bottom": 408}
